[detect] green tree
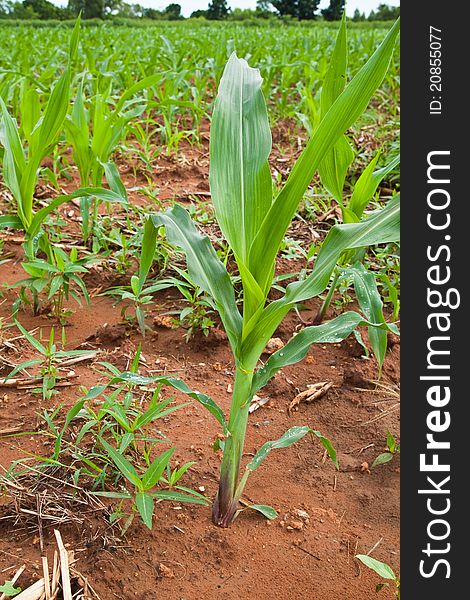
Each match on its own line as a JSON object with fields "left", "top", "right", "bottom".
{"left": 11, "top": 2, "right": 38, "bottom": 18}
{"left": 321, "top": 0, "right": 344, "bottom": 21}
{"left": 369, "top": 3, "right": 399, "bottom": 20}
{"left": 23, "top": 0, "right": 61, "bottom": 18}
{"left": 164, "top": 2, "right": 182, "bottom": 19}
{"left": 207, "top": 0, "right": 229, "bottom": 20}
{"left": 270, "top": 0, "right": 320, "bottom": 20}
{"left": 68, "top": 0, "right": 104, "bottom": 19}
{"left": 352, "top": 8, "right": 365, "bottom": 21}
{"left": 190, "top": 8, "right": 207, "bottom": 17}
{"left": 143, "top": 7, "right": 164, "bottom": 19}
{"left": 256, "top": 0, "right": 272, "bottom": 16}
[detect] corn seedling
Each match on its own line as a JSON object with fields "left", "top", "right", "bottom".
{"left": 164, "top": 266, "right": 217, "bottom": 341}
{"left": 0, "top": 19, "right": 78, "bottom": 258}
{"left": 0, "top": 18, "right": 125, "bottom": 260}
{"left": 355, "top": 555, "right": 400, "bottom": 598}
{"left": 5, "top": 322, "right": 97, "bottom": 401}
{"left": 371, "top": 431, "right": 400, "bottom": 468}
{"left": 66, "top": 71, "right": 161, "bottom": 245}
{"left": 16, "top": 247, "right": 92, "bottom": 323}
{"left": 96, "top": 439, "right": 208, "bottom": 529}
{"left": 313, "top": 14, "right": 401, "bottom": 333}
{"left": 102, "top": 218, "right": 176, "bottom": 335}
{"left": 105, "top": 19, "right": 402, "bottom": 527}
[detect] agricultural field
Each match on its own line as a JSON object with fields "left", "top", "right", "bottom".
{"left": 0, "top": 18, "right": 400, "bottom": 600}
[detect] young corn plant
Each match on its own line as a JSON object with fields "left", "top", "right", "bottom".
{"left": 302, "top": 17, "right": 401, "bottom": 377}
{"left": 17, "top": 246, "right": 92, "bottom": 323}
{"left": 355, "top": 555, "right": 400, "bottom": 598}
{"left": 65, "top": 73, "right": 161, "bottom": 245}
{"left": 98, "top": 19, "right": 400, "bottom": 528}
{"left": 371, "top": 431, "right": 400, "bottom": 468}
{"left": 101, "top": 218, "right": 175, "bottom": 336}
{"left": 0, "top": 17, "right": 124, "bottom": 260}
{"left": 6, "top": 322, "right": 97, "bottom": 401}
{"left": 0, "top": 19, "right": 79, "bottom": 259}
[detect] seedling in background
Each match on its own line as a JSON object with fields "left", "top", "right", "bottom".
{"left": 103, "top": 218, "right": 175, "bottom": 336}
{"left": 355, "top": 555, "right": 400, "bottom": 598}
{"left": 5, "top": 322, "right": 96, "bottom": 401}
{"left": 96, "top": 439, "right": 207, "bottom": 529}
{"left": 109, "top": 18, "right": 400, "bottom": 528}
{"left": 165, "top": 266, "right": 216, "bottom": 341}
{"left": 309, "top": 15, "right": 401, "bottom": 343}
{"left": 372, "top": 432, "right": 400, "bottom": 468}
{"left": 66, "top": 68, "right": 162, "bottom": 245}
{"left": 16, "top": 247, "right": 92, "bottom": 324}
{"left": 0, "top": 17, "right": 125, "bottom": 260}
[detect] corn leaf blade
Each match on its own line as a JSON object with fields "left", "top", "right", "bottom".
{"left": 249, "top": 19, "right": 400, "bottom": 294}
{"left": 209, "top": 52, "right": 272, "bottom": 268}
{"left": 318, "top": 14, "right": 354, "bottom": 202}
{"left": 153, "top": 205, "right": 242, "bottom": 355}
{"left": 252, "top": 311, "right": 380, "bottom": 394}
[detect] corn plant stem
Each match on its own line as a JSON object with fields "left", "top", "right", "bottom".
{"left": 314, "top": 271, "right": 340, "bottom": 324}
{"left": 212, "top": 367, "right": 254, "bottom": 527}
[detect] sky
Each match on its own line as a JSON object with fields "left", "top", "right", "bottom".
{"left": 51, "top": 1, "right": 400, "bottom": 18}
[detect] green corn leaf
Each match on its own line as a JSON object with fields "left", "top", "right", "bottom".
{"left": 99, "top": 438, "right": 142, "bottom": 489}
{"left": 371, "top": 452, "right": 394, "bottom": 468}
{"left": 251, "top": 311, "right": 380, "bottom": 394}
{"left": 141, "top": 448, "right": 175, "bottom": 490}
{"left": 102, "top": 161, "right": 128, "bottom": 201}
{"left": 27, "top": 187, "right": 126, "bottom": 239}
{"left": 135, "top": 491, "right": 154, "bottom": 529}
{"left": 355, "top": 555, "right": 396, "bottom": 580}
{"left": 319, "top": 135, "right": 355, "bottom": 204}
{"left": 0, "top": 215, "right": 23, "bottom": 230}
{"left": 242, "top": 504, "right": 277, "bottom": 520}
{"left": 153, "top": 205, "right": 242, "bottom": 355}
{"left": 20, "top": 84, "right": 41, "bottom": 144}
{"left": 241, "top": 197, "right": 400, "bottom": 365}
{"left": 139, "top": 217, "right": 158, "bottom": 293}
{"left": 0, "top": 95, "right": 26, "bottom": 174}
{"left": 67, "top": 81, "right": 91, "bottom": 181}
{"left": 318, "top": 13, "right": 355, "bottom": 203}
{"left": 92, "top": 372, "right": 227, "bottom": 434}
{"left": 114, "top": 74, "right": 162, "bottom": 114}
{"left": 209, "top": 53, "right": 272, "bottom": 269}
{"left": 347, "top": 262, "right": 394, "bottom": 372}
{"left": 249, "top": 19, "right": 400, "bottom": 295}
{"left": 32, "top": 68, "right": 71, "bottom": 158}
{"left": 245, "top": 426, "right": 311, "bottom": 472}
{"left": 348, "top": 153, "right": 400, "bottom": 221}
{"left": 152, "top": 490, "right": 209, "bottom": 505}
{"left": 387, "top": 431, "right": 397, "bottom": 453}
{"left": 312, "top": 430, "right": 339, "bottom": 470}
{"left": 69, "top": 14, "right": 81, "bottom": 62}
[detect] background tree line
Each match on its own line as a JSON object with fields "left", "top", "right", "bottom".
{"left": 0, "top": 0, "right": 399, "bottom": 22}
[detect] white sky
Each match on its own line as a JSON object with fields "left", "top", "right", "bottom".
{"left": 51, "top": 1, "right": 400, "bottom": 18}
